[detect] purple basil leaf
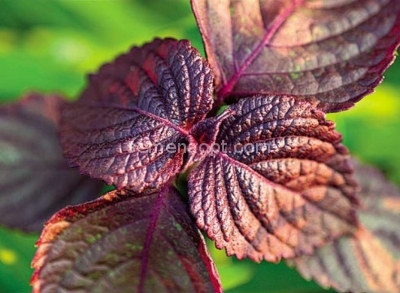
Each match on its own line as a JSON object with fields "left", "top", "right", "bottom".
{"left": 31, "top": 186, "right": 222, "bottom": 293}
{"left": 191, "top": 0, "right": 400, "bottom": 112}
{"left": 60, "top": 38, "right": 214, "bottom": 191}
{"left": 188, "top": 95, "right": 358, "bottom": 262}
{"left": 290, "top": 160, "right": 400, "bottom": 293}
{"left": 0, "top": 93, "right": 102, "bottom": 232}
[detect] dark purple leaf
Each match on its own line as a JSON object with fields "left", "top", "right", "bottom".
{"left": 290, "top": 160, "right": 400, "bottom": 293}
{"left": 188, "top": 95, "right": 358, "bottom": 262}
{"left": 0, "top": 93, "right": 102, "bottom": 232}
{"left": 191, "top": 0, "right": 400, "bottom": 112}
{"left": 31, "top": 186, "right": 222, "bottom": 293}
{"left": 60, "top": 38, "right": 214, "bottom": 191}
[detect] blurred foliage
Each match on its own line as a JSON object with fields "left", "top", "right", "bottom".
{"left": 0, "top": 0, "right": 202, "bottom": 101}
{"left": 328, "top": 84, "right": 400, "bottom": 185}
{"left": 0, "top": 0, "right": 399, "bottom": 292}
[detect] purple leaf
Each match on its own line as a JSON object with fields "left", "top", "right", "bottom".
{"left": 188, "top": 95, "right": 358, "bottom": 262}
{"left": 0, "top": 93, "right": 102, "bottom": 232}
{"left": 31, "top": 186, "right": 222, "bottom": 293}
{"left": 291, "top": 160, "right": 400, "bottom": 293}
{"left": 60, "top": 38, "right": 214, "bottom": 191}
{"left": 191, "top": 0, "right": 400, "bottom": 112}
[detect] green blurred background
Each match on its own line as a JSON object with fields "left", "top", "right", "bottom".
{"left": 0, "top": 0, "right": 399, "bottom": 292}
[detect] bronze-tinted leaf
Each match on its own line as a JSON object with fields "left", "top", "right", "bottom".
{"left": 31, "top": 186, "right": 222, "bottom": 293}
{"left": 0, "top": 93, "right": 102, "bottom": 232}
{"left": 192, "top": 0, "right": 400, "bottom": 112}
{"left": 60, "top": 38, "right": 214, "bottom": 191}
{"left": 291, "top": 160, "right": 400, "bottom": 293}
{"left": 188, "top": 95, "right": 358, "bottom": 262}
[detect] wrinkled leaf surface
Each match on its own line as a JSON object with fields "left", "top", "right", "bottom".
{"left": 291, "top": 160, "right": 400, "bottom": 293}
{"left": 60, "top": 38, "right": 214, "bottom": 191}
{"left": 31, "top": 186, "right": 222, "bottom": 293}
{"left": 192, "top": 0, "right": 400, "bottom": 112}
{"left": 188, "top": 95, "right": 358, "bottom": 262}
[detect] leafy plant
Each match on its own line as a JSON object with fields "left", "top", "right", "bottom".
{"left": 1, "top": 0, "right": 400, "bottom": 292}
